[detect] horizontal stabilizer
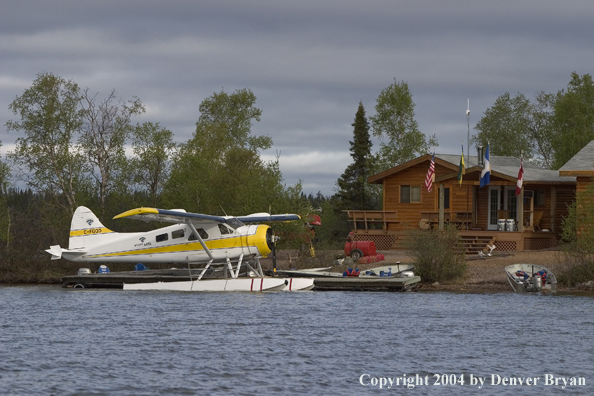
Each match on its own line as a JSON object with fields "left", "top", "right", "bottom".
{"left": 45, "top": 245, "right": 87, "bottom": 261}
{"left": 46, "top": 245, "right": 63, "bottom": 260}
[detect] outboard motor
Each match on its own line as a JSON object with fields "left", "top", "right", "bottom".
{"left": 533, "top": 275, "right": 542, "bottom": 291}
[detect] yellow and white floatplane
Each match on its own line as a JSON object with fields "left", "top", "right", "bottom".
{"left": 48, "top": 206, "right": 314, "bottom": 292}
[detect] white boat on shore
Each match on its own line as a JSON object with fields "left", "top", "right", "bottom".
{"left": 505, "top": 264, "right": 557, "bottom": 293}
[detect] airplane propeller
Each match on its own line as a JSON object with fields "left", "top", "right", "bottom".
{"left": 265, "top": 227, "right": 279, "bottom": 274}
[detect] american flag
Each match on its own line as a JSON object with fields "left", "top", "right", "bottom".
{"left": 425, "top": 152, "right": 435, "bottom": 192}
{"left": 515, "top": 156, "right": 524, "bottom": 195}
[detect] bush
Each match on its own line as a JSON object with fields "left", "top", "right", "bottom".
{"left": 557, "top": 243, "right": 594, "bottom": 286}
{"left": 406, "top": 226, "right": 467, "bottom": 283}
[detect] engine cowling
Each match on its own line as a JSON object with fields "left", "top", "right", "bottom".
{"left": 242, "top": 224, "right": 273, "bottom": 257}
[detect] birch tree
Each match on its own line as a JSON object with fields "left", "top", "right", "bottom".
{"left": 131, "top": 122, "right": 176, "bottom": 205}
{"left": 6, "top": 72, "right": 89, "bottom": 214}
{"left": 79, "top": 88, "right": 145, "bottom": 214}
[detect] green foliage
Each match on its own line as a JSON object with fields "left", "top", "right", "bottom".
{"left": 197, "top": 88, "right": 270, "bottom": 151}
{"left": 551, "top": 73, "right": 594, "bottom": 169}
{"left": 406, "top": 226, "right": 467, "bottom": 283}
{"left": 312, "top": 199, "right": 351, "bottom": 249}
{"left": 471, "top": 92, "right": 556, "bottom": 168}
{"left": 529, "top": 92, "right": 556, "bottom": 169}
{"left": 371, "top": 79, "right": 437, "bottom": 171}
{"left": 130, "top": 122, "right": 176, "bottom": 205}
{"left": 6, "top": 72, "right": 90, "bottom": 213}
{"left": 558, "top": 181, "right": 594, "bottom": 285}
{"left": 336, "top": 102, "right": 377, "bottom": 210}
{"left": 163, "top": 88, "right": 285, "bottom": 215}
{"left": 472, "top": 93, "right": 533, "bottom": 159}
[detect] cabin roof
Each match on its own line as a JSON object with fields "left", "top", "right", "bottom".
{"left": 369, "top": 153, "right": 575, "bottom": 184}
{"left": 559, "top": 140, "right": 594, "bottom": 176}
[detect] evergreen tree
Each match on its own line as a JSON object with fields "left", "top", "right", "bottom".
{"left": 336, "top": 102, "right": 374, "bottom": 209}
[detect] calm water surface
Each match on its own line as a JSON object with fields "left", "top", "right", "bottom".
{"left": 1, "top": 286, "right": 593, "bottom": 395}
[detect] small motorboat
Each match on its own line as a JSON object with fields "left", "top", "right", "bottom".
{"left": 505, "top": 264, "right": 557, "bottom": 293}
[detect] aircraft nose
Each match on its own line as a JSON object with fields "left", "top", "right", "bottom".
{"left": 248, "top": 225, "right": 272, "bottom": 257}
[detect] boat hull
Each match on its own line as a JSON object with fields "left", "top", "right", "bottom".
{"left": 276, "top": 264, "right": 415, "bottom": 279}
{"left": 505, "top": 264, "right": 557, "bottom": 293}
{"left": 123, "top": 277, "right": 314, "bottom": 292}
{"left": 282, "top": 277, "right": 315, "bottom": 291}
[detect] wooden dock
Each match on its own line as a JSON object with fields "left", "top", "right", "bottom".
{"left": 62, "top": 268, "right": 223, "bottom": 288}
{"left": 63, "top": 269, "right": 421, "bottom": 292}
{"left": 312, "top": 276, "right": 421, "bottom": 292}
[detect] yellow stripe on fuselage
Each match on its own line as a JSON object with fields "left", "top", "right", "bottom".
{"left": 70, "top": 228, "right": 114, "bottom": 237}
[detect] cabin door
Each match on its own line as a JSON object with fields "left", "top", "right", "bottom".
{"left": 504, "top": 187, "right": 518, "bottom": 222}
{"left": 487, "top": 187, "right": 500, "bottom": 230}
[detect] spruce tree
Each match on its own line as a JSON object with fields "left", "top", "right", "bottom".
{"left": 336, "top": 102, "right": 374, "bottom": 209}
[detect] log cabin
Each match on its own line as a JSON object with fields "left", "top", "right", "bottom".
{"left": 346, "top": 150, "right": 576, "bottom": 253}
{"left": 559, "top": 140, "right": 594, "bottom": 234}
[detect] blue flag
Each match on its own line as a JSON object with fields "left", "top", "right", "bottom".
{"left": 480, "top": 144, "right": 491, "bottom": 187}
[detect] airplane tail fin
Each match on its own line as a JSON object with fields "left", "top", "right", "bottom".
{"left": 68, "top": 206, "right": 115, "bottom": 250}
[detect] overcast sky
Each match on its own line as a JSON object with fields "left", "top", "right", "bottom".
{"left": 1, "top": 0, "right": 593, "bottom": 196}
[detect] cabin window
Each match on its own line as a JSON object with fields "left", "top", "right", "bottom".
{"left": 536, "top": 190, "right": 546, "bottom": 207}
{"left": 188, "top": 228, "right": 209, "bottom": 241}
{"left": 156, "top": 233, "right": 168, "bottom": 243}
{"left": 172, "top": 229, "right": 185, "bottom": 239}
{"left": 400, "top": 185, "right": 421, "bottom": 203}
{"left": 218, "top": 224, "right": 232, "bottom": 235}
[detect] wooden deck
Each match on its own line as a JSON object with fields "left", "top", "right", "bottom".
{"left": 349, "top": 229, "right": 557, "bottom": 252}
{"left": 346, "top": 209, "right": 558, "bottom": 252}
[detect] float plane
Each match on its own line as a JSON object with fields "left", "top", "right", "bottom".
{"left": 47, "top": 206, "right": 314, "bottom": 292}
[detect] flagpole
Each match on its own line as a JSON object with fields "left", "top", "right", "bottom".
{"left": 466, "top": 99, "right": 470, "bottom": 159}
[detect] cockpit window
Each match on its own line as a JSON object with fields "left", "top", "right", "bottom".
{"left": 226, "top": 218, "right": 244, "bottom": 230}
{"left": 156, "top": 233, "right": 168, "bottom": 243}
{"left": 218, "top": 224, "right": 233, "bottom": 235}
{"left": 172, "top": 229, "right": 185, "bottom": 239}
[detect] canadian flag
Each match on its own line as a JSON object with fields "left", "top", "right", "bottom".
{"left": 515, "top": 157, "right": 523, "bottom": 196}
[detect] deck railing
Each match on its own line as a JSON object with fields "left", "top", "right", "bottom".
{"left": 343, "top": 210, "right": 398, "bottom": 232}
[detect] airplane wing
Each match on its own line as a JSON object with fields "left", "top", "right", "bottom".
{"left": 113, "top": 207, "right": 227, "bottom": 224}
{"left": 114, "top": 208, "right": 300, "bottom": 225}
{"left": 235, "top": 213, "right": 301, "bottom": 223}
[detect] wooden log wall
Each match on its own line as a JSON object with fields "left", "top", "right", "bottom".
{"left": 383, "top": 161, "right": 451, "bottom": 228}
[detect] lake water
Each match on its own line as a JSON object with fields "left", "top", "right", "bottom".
{"left": 1, "top": 286, "right": 593, "bottom": 395}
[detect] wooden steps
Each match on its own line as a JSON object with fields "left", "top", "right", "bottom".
{"left": 456, "top": 235, "right": 495, "bottom": 255}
